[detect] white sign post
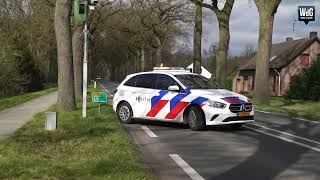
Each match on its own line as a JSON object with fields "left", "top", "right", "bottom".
{"left": 82, "top": 22, "right": 89, "bottom": 118}
{"left": 82, "top": 0, "right": 99, "bottom": 118}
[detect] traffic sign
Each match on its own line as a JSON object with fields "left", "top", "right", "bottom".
{"left": 92, "top": 92, "right": 108, "bottom": 103}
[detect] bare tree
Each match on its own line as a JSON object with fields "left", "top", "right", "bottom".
{"left": 135, "top": 0, "right": 191, "bottom": 66}
{"left": 241, "top": 43, "right": 256, "bottom": 59}
{"left": 193, "top": 0, "right": 203, "bottom": 74}
{"left": 254, "top": 0, "right": 281, "bottom": 104}
{"left": 54, "top": 0, "right": 76, "bottom": 111}
{"left": 200, "top": 0, "right": 234, "bottom": 88}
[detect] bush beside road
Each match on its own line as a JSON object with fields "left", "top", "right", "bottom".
{"left": 0, "top": 93, "right": 154, "bottom": 179}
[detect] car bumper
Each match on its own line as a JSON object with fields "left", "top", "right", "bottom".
{"left": 202, "top": 105, "right": 254, "bottom": 126}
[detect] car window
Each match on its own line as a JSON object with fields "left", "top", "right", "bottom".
{"left": 135, "top": 74, "right": 156, "bottom": 89}
{"left": 175, "top": 74, "right": 220, "bottom": 89}
{"left": 124, "top": 76, "right": 137, "bottom": 87}
{"left": 155, "top": 74, "right": 179, "bottom": 90}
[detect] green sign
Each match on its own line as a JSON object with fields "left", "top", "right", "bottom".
{"left": 92, "top": 92, "right": 108, "bottom": 103}
{"left": 74, "top": 0, "right": 88, "bottom": 22}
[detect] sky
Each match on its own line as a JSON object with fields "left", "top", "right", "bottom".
{"left": 199, "top": 0, "right": 320, "bottom": 56}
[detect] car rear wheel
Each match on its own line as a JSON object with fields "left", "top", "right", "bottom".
{"left": 188, "top": 106, "right": 205, "bottom": 131}
{"left": 117, "top": 102, "right": 133, "bottom": 124}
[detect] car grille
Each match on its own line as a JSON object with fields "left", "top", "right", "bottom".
{"left": 229, "top": 103, "right": 253, "bottom": 113}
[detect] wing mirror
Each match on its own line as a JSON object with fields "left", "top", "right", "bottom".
{"left": 168, "top": 85, "right": 180, "bottom": 91}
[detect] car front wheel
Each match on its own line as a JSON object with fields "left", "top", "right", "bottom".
{"left": 117, "top": 102, "right": 133, "bottom": 124}
{"left": 188, "top": 106, "right": 206, "bottom": 131}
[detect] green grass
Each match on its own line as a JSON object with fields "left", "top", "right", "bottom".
{"left": 254, "top": 97, "right": 320, "bottom": 122}
{"left": 0, "top": 87, "right": 57, "bottom": 111}
{"left": 0, "top": 93, "right": 154, "bottom": 179}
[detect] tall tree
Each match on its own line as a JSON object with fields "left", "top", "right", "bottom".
{"left": 193, "top": 0, "right": 203, "bottom": 74}
{"left": 72, "top": 21, "right": 83, "bottom": 98}
{"left": 54, "top": 0, "right": 76, "bottom": 111}
{"left": 199, "top": 0, "right": 234, "bottom": 87}
{"left": 253, "top": 0, "right": 281, "bottom": 104}
{"left": 135, "top": 0, "right": 191, "bottom": 66}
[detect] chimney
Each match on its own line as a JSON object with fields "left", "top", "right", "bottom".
{"left": 310, "top": 31, "right": 318, "bottom": 39}
{"left": 286, "top": 37, "right": 293, "bottom": 42}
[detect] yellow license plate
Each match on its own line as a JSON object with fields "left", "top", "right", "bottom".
{"left": 238, "top": 112, "right": 250, "bottom": 117}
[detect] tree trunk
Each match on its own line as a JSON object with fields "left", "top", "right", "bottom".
{"left": 141, "top": 46, "right": 145, "bottom": 72}
{"left": 155, "top": 36, "right": 162, "bottom": 66}
{"left": 149, "top": 49, "right": 154, "bottom": 70}
{"left": 254, "top": 14, "right": 274, "bottom": 104}
{"left": 214, "top": 0, "right": 234, "bottom": 88}
{"left": 136, "top": 51, "right": 140, "bottom": 72}
{"left": 72, "top": 21, "right": 83, "bottom": 99}
{"left": 193, "top": 0, "right": 203, "bottom": 74}
{"left": 254, "top": 0, "right": 281, "bottom": 104}
{"left": 54, "top": 0, "right": 76, "bottom": 111}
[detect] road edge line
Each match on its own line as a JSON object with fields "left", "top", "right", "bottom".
{"left": 245, "top": 126, "right": 320, "bottom": 153}
{"left": 141, "top": 126, "right": 158, "bottom": 138}
{"left": 169, "top": 154, "right": 205, "bottom": 180}
{"left": 256, "top": 110, "right": 319, "bottom": 124}
{"left": 252, "top": 123, "right": 320, "bottom": 145}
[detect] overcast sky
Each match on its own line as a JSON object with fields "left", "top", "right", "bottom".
{"left": 199, "top": 0, "right": 320, "bottom": 56}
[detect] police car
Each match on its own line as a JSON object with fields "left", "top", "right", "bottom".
{"left": 113, "top": 68, "right": 254, "bottom": 131}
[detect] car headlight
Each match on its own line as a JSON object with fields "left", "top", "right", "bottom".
{"left": 205, "top": 100, "right": 226, "bottom": 109}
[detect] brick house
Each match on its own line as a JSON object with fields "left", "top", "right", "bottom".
{"left": 233, "top": 32, "right": 320, "bottom": 96}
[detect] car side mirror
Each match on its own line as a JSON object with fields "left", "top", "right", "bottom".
{"left": 168, "top": 85, "right": 180, "bottom": 91}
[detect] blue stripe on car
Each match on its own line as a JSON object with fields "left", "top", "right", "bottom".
{"left": 191, "top": 97, "right": 208, "bottom": 105}
{"left": 151, "top": 90, "right": 168, "bottom": 108}
{"left": 169, "top": 89, "right": 191, "bottom": 110}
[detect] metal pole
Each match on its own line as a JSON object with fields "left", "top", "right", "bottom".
{"left": 82, "top": 22, "right": 88, "bottom": 118}
{"left": 99, "top": 103, "right": 101, "bottom": 117}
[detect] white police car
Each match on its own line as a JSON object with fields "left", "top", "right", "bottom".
{"left": 113, "top": 68, "right": 254, "bottom": 130}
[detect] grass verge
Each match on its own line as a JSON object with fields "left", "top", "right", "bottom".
{"left": 0, "top": 87, "right": 57, "bottom": 111}
{"left": 255, "top": 97, "right": 320, "bottom": 122}
{"left": 0, "top": 96, "right": 154, "bottom": 179}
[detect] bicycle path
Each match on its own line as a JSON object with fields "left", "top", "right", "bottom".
{"left": 0, "top": 92, "right": 57, "bottom": 141}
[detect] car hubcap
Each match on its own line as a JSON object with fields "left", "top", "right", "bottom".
{"left": 189, "top": 111, "right": 197, "bottom": 127}
{"left": 119, "top": 106, "right": 130, "bottom": 121}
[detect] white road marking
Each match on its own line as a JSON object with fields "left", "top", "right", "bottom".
{"left": 169, "top": 154, "right": 205, "bottom": 180}
{"left": 141, "top": 126, "right": 158, "bottom": 138}
{"left": 245, "top": 126, "right": 320, "bottom": 153}
{"left": 294, "top": 117, "right": 320, "bottom": 124}
{"left": 252, "top": 123, "right": 320, "bottom": 145}
{"left": 256, "top": 110, "right": 319, "bottom": 124}
{"left": 256, "top": 110, "right": 271, "bottom": 114}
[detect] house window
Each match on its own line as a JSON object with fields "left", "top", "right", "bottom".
{"left": 300, "top": 54, "right": 310, "bottom": 66}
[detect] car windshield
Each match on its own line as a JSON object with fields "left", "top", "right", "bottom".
{"left": 175, "top": 74, "right": 221, "bottom": 89}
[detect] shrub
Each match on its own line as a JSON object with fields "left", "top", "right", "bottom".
{"left": 285, "top": 57, "right": 320, "bottom": 101}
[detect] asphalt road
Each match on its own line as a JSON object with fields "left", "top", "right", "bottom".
{"left": 99, "top": 80, "right": 320, "bottom": 180}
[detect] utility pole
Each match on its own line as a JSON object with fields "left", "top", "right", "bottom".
{"left": 74, "top": 0, "right": 98, "bottom": 118}
{"left": 82, "top": 22, "right": 89, "bottom": 118}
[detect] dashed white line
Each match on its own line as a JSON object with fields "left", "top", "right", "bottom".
{"left": 141, "top": 126, "right": 158, "bottom": 138}
{"left": 252, "top": 123, "right": 320, "bottom": 145}
{"left": 169, "top": 154, "right": 205, "bottom": 180}
{"left": 245, "top": 126, "right": 320, "bottom": 153}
